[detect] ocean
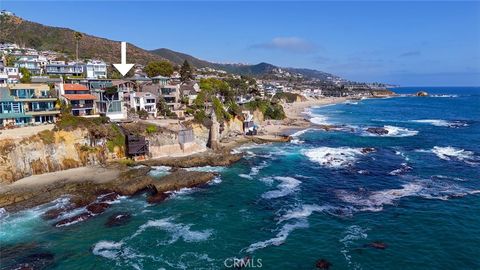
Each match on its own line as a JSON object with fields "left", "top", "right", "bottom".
{"left": 1, "top": 87, "right": 479, "bottom": 269}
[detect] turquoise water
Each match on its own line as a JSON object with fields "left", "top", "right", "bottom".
{"left": 1, "top": 87, "right": 479, "bottom": 269}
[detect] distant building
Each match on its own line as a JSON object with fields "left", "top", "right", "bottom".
{"left": 45, "top": 61, "right": 84, "bottom": 76}
{"left": 85, "top": 60, "right": 107, "bottom": 79}
{"left": 15, "top": 55, "right": 45, "bottom": 75}
{"left": 58, "top": 83, "right": 97, "bottom": 117}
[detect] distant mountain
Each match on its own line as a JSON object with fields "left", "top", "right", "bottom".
{"left": 151, "top": 48, "right": 340, "bottom": 80}
{"left": 149, "top": 48, "right": 213, "bottom": 68}
{"left": 0, "top": 14, "right": 164, "bottom": 65}
{"left": 1, "top": 13, "right": 342, "bottom": 81}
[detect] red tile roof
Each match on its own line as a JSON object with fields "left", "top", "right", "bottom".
{"left": 64, "top": 84, "right": 89, "bottom": 91}
{"left": 63, "top": 94, "right": 97, "bottom": 101}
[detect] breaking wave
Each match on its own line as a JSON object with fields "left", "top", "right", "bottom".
{"left": 362, "top": 125, "right": 418, "bottom": 137}
{"left": 245, "top": 219, "right": 308, "bottom": 253}
{"left": 303, "top": 147, "right": 365, "bottom": 168}
{"left": 411, "top": 119, "right": 469, "bottom": 128}
{"left": 430, "top": 146, "right": 478, "bottom": 165}
{"left": 261, "top": 176, "right": 301, "bottom": 199}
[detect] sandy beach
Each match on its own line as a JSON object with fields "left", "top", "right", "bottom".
{"left": 260, "top": 96, "right": 348, "bottom": 135}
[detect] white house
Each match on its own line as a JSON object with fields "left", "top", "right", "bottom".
{"left": 86, "top": 60, "right": 107, "bottom": 79}
{"left": 130, "top": 92, "right": 157, "bottom": 118}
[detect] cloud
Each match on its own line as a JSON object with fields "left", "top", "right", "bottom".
{"left": 399, "top": 50, "right": 421, "bottom": 57}
{"left": 251, "top": 37, "right": 316, "bottom": 53}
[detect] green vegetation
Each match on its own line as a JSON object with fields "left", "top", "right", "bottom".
{"left": 37, "top": 130, "right": 55, "bottom": 144}
{"left": 145, "top": 124, "right": 157, "bottom": 134}
{"left": 137, "top": 109, "right": 149, "bottom": 119}
{"left": 212, "top": 97, "right": 232, "bottom": 122}
{"left": 180, "top": 60, "right": 193, "bottom": 82}
{"left": 19, "top": 67, "right": 31, "bottom": 83}
{"left": 145, "top": 60, "right": 174, "bottom": 77}
{"left": 245, "top": 99, "right": 285, "bottom": 120}
{"left": 55, "top": 114, "right": 109, "bottom": 131}
{"left": 118, "top": 158, "right": 136, "bottom": 166}
{"left": 157, "top": 96, "right": 176, "bottom": 118}
{"left": 274, "top": 92, "right": 303, "bottom": 103}
{"left": 73, "top": 31, "right": 83, "bottom": 60}
{"left": 106, "top": 124, "right": 125, "bottom": 152}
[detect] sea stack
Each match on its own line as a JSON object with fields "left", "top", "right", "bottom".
{"left": 416, "top": 91, "right": 429, "bottom": 96}
{"left": 208, "top": 110, "right": 220, "bottom": 150}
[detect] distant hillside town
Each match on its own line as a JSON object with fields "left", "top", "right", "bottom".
{"left": 0, "top": 38, "right": 393, "bottom": 129}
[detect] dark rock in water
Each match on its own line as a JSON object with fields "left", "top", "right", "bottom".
{"left": 86, "top": 202, "right": 110, "bottom": 214}
{"left": 361, "top": 147, "right": 376, "bottom": 154}
{"left": 368, "top": 241, "right": 388, "bottom": 249}
{"left": 105, "top": 212, "right": 132, "bottom": 227}
{"left": 366, "top": 127, "right": 389, "bottom": 135}
{"left": 54, "top": 212, "right": 92, "bottom": 227}
{"left": 416, "top": 91, "right": 429, "bottom": 97}
{"left": 147, "top": 192, "right": 170, "bottom": 204}
{"left": 315, "top": 259, "right": 332, "bottom": 269}
{"left": 99, "top": 192, "right": 120, "bottom": 203}
{"left": 42, "top": 208, "right": 68, "bottom": 221}
{"left": 13, "top": 253, "right": 55, "bottom": 270}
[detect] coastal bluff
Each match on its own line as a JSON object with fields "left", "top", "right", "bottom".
{"left": 0, "top": 129, "right": 111, "bottom": 184}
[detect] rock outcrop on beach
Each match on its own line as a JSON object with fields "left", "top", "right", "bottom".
{"left": 141, "top": 150, "right": 243, "bottom": 168}
{"left": 0, "top": 165, "right": 217, "bottom": 213}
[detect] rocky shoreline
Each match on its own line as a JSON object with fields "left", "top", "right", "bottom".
{"left": 0, "top": 133, "right": 293, "bottom": 214}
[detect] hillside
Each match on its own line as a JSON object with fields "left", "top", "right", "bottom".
{"left": 1, "top": 14, "right": 342, "bottom": 81}
{"left": 0, "top": 15, "right": 164, "bottom": 65}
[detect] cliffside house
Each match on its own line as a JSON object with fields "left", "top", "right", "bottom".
{"left": 180, "top": 82, "right": 200, "bottom": 105}
{"left": 85, "top": 60, "right": 107, "bottom": 79}
{"left": 58, "top": 83, "right": 97, "bottom": 117}
{"left": 45, "top": 61, "right": 84, "bottom": 77}
{"left": 128, "top": 91, "right": 157, "bottom": 118}
{"left": 0, "top": 84, "right": 60, "bottom": 127}
{"left": 92, "top": 80, "right": 134, "bottom": 121}
{"left": 151, "top": 75, "right": 170, "bottom": 86}
{"left": 143, "top": 83, "right": 183, "bottom": 117}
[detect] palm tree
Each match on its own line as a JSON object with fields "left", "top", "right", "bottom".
{"left": 74, "top": 32, "right": 83, "bottom": 60}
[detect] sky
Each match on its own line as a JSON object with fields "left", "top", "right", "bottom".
{"left": 2, "top": 1, "right": 480, "bottom": 86}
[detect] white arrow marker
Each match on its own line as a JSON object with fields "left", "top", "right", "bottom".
{"left": 113, "top": 41, "right": 134, "bottom": 76}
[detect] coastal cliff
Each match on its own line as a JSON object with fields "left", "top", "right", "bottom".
{"left": 0, "top": 129, "right": 114, "bottom": 184}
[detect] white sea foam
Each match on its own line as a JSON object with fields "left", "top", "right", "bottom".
{"left": 389, "top": 163, "right": 412, "bottom": 176}
{"left": 239, "top": 161, "right": 269, "bottom": 179}
{"left": 185, "top": 166, "right": 225, "bottom": 172}
{"left": 290, "top": 128, "right": 313, "bottom": 137}
{"left": 261, "top": 176, "right": 301, "bottom": 199}
{"left": 303, "top": 147, "right": 364, "bottom": 168}
{"left": 246, "top": 219, "right": 308, "bottom": 253}
{"left": 431, "top": 94, "right": 458, "bottom": 98}
{"left": 278, "top": 204, "right": 336, "bottom": 222}
{"left": 310, "top": 115, "right": 330, "bottom": 125}
{"left": 411, "top": 119, "right": 468, "bottom": 128}
{"left": 337, "top": 183, "right": 424, "bottom": 212}
{"left": 431, "top": 146, "right": 478, "bottom": 164}
{"left": 93, "top": 240, "right": 124, "bottom": 260}
{"left": 131, "top": 218, "right": 213, "bottom": 244}
{"left": 149, "top": 166, "right": 171, "bottom": 177}
{"left": 340, "top": 225, "right": 368, "bottom": 268}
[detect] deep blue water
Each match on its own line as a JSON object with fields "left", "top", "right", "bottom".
{"left": 1, "top": 87, "right": 479, "bottom": 269}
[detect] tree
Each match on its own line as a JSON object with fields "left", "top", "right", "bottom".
{"left": 73, "top": 32, "right": 83, "bottom": 60}
{"left": 180, "top": 60, "right": 193, "bottom": 82}
{"left": 19, "top": 67, "right": 31, "bottom": 83}
{"left": 137, "top": 109, "right": 149, "bottom": 119}
{"left": 5, "top": 55, "right": 16, "bottom": 67}
{"left": 144, "top": 61, "right": 174, "bottom": 77}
